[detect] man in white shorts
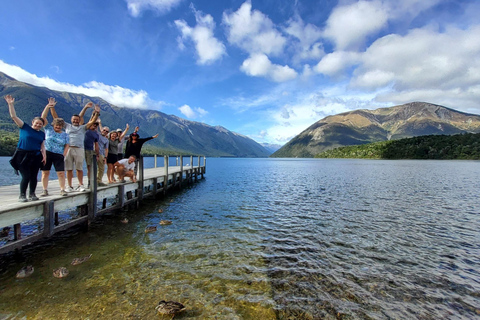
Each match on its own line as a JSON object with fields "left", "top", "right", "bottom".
{"left": 113, "top": 155, "right": 137, "bottom": 183}
{"left": 51, "top": 102, "right": 100, "bottom": 192}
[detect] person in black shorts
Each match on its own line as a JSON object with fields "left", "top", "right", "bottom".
{"left": 40, "top": 106, "right": 70, "bottom": 196}
{"left": 106, "top": 125, "right": 129, "bottom": 183}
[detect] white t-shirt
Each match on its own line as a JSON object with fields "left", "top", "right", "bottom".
{"left": 118, "top": 158, "right": 135, "bottom": 171}
{"left": 65, "top": 123, "right": 87, "bottom": 148}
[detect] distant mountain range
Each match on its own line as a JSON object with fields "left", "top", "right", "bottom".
{"left": 0, "top": 72, "right": 270, "bottom": 157}
{"left": 272, "top": 102, "right": 480, "bottom": 158}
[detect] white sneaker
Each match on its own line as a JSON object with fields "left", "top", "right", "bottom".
{"left": 65, "top": 186, "right": 74, "bottom": 193}
{"left": 76, "top": 185, "right": 86, "bottom": 192}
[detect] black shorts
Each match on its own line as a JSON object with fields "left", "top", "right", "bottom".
{"left": 107, "top": 153, "right": 118, "bottom": 164}
{"left": 42, "top": 151, "right": 65, "bottom": 171}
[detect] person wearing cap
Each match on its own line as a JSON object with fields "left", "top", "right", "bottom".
{"left": 95, "top": 120, "right": 109, "bottom": 186}
{"left": 84, "top": 120, "right": 100, "bottom": 188}
{"left": 124, "top": 126, "right": 159, "bottom": 159}
{"left": 124, "top": 127, "right": 159, "bottom": 175}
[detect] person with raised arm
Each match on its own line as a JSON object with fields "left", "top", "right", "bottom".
{"left": 84, "top": 120, "right": 100, "bottom": 188}
{"left": 95, "top": 118, "right": 109, "bottom": 186}
{"left": 39, "top": 98, "right": 70, "bottom": 197}
{"left": 50, "top": 102, "right": 100, "bottom": 192}
{"left": 124, "top": 126, "right": 158, "bottom": 174}
{"left": 124, "top": 126, "right": 159, "bottom": 158}
{"left": 5, "top": 95, "right": 47, "bottom": 202}
{"left": 106, "top": 124, "right": 129, "bottom": 184}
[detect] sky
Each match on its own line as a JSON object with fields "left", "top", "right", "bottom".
{"left": 1, "top": 0, "right": 479, "bottom": 145}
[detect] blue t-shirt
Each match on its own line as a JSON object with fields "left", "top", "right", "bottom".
{"left": 45, "top": 125, "right": 69, "bottom": 155}
{"left": 17, "top": 123, "right": 45, "bottom": 151}
{"left": 84, "top": 129, "right": 99, "bottom": 151}
{"left": 98, "top": 134, "right": 109, "bottom": 156}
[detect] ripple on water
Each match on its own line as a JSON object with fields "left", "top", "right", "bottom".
{"left": 0, "top": 158, "right": 480, "bottom": 319}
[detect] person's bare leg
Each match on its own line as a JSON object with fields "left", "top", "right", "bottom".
{"left": 66, "top": 170, "right": 74, "bottom": 188}
{"left": 77, "top": 170, "right": 84, "bottom": 186}
{"left": 42, "top": 171, "right": 50, "bottom": 191}
{"left": 57, "top": 171, "right": 66, "bottom": 190}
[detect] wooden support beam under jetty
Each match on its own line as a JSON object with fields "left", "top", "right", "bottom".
{"left": 0, "top": 155, "right": 206, "bottom": 255}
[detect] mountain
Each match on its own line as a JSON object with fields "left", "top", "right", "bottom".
{"left": 0, "top": 72, "right": 270, "bottom": 157}
{"left": 261, "top": 143, "right": 283, "bottom": 155}
{"left": 272, "top": 102, "right": 480, "bottom": 158}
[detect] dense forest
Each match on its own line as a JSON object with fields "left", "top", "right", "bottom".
{"left": 315, "top": 133, "right": 480, "bottom": 160}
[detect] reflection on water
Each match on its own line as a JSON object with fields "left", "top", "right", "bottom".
{"left": 0, "top": 158, "right": 480, "bottom": 319}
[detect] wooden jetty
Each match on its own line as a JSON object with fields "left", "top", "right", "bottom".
{"left": 0, "top": 155, "right": 206, "bottom": 254}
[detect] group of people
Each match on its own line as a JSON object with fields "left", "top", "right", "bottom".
{"left": 5, "top": 95, "right": 159, "bottom": 202}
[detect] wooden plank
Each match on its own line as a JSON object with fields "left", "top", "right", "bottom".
{"left": 0, "top": 233, "right": 45, "bottom": 255}
{"left": 0, "top": 204, "right": 45, "bottom": 229}
{"left": 53, "top": 216, "right": 89, "bottom": 234}
{"left": 54, "top": 194, "right": 89, "bottom": 212}
{"left": 0, "top": 160, "right": 205, "bottom": 253}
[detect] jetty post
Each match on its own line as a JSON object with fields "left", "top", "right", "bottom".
{"left": 0, "top": 154, "right": 205, "bottom": 255}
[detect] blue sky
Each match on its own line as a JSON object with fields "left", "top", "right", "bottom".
{"left": 1, "top": 0, "right": 479, "bottom": 145}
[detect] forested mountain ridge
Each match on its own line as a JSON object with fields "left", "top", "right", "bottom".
{"left": 0, "top": 72, "right": 270, "bottom": 157}
{"left": 272, "top": 102, "right": 480, "bottom": 158}
{"left": 316, "top": 133, "right": 480, "bottom": 160}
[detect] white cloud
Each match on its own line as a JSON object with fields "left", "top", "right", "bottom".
{"left": 240, "top": 53, "right": 297, "bottom": 82}
{"left": 284, "top": 15, "right": 324, "bottom": 63}
{"left": 350, "top": 25, "right": 480, "bottom": 110}
{"left": 323, "top": 0, "right": 388, "bottom": 51}
{"left": 174, "top": 6, "right": 226, "bottom": 65}
{"left": 223, "top": 1, "right": 286, "bottom": 56}
{"left": 314, "top": 51, "right": 361, "bottom": 77}
{"left": 125, "top": 0, "right": 182, "bottom": 17}
{"left": 178, "top": 104, "right": 208, "bottom": 119}
{"left": 0, "top": 60, "right": 161, "bottom": 109}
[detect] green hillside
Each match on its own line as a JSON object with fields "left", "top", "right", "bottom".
{"left": 315, "top": 133, "right": 480, "bottom": 160}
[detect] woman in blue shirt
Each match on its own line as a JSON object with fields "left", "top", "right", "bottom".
{"left": 40, "top": 97, "right": 70, "bottom": 197}
{"left": 5, "top": 95, "right": 48, "bottom": 202}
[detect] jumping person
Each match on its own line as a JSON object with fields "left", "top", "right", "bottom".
{"left": 5, "top": 95, "right": 47, "bottom": 202}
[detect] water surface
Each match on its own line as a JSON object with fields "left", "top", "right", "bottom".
{"left": 0, "top": 158, "right": 479, "bottom": 319}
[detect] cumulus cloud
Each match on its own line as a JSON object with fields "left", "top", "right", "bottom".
{"left": 323, "top": 0, "right": 388, "bottom": 51}
{"left": 265, "top": 97, "right": 353, "bottom": 143}
{"left": 284, "top": 15, "right": 324, "bottom": 63}
{"left": 0, "top": 60, "right": 160, "bottom": 109}
{"left": 240, "top": 53, "right": 297, "bottom": 82}
{"left": 223, "top": 1, "right": 286, "bottom": 56}
{"left": 175, "top": 6, "right": 226, "bottom": 65}
{"left": 178, "top": 104, "right": 208, "bottom": 119}
{"left": 350, "top": 25, "right": 480, "bottom": 110}
{"left": 125, "top": 0, "right": 183, "bottom": 17}
{"left": 314, "top": 51, "right": 361, "bottom": 77}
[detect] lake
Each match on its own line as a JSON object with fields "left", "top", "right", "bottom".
{"left": 0, "top": 157, "right": 479, "bottom": 319}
